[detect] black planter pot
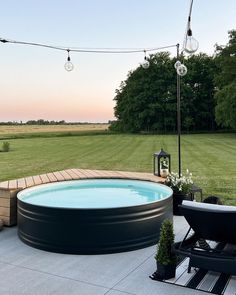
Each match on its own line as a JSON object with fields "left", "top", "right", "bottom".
{"left": 156, "top": 262, "right": 176, "bottom": 280}
{"left": 173, "top": 193, "right": 192, "bottom": 216}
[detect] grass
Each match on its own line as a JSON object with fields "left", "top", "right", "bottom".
{"left": 0, "top": 132, "right": 236, "bottom": 205}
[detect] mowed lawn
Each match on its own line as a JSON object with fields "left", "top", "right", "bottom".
{"left": 0, "top": 132, "right": 236, "bottom": 205}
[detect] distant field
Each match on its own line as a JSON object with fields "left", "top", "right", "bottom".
{"left": 0, "top": 132, "right": 236, "bottom": 205}
{"left": 0, "top": 124, "right": 109, "bottom": 135}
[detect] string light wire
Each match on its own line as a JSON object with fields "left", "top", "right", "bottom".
{"left": 0, "top": 37, "right": 176, "bottom": 54}
{"left": 182, "top": 0, "right": 194, "bottom": 52}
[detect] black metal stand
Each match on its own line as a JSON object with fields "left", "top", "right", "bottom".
{"left": 176, "top": 44, "right": 181, "bottom": 178}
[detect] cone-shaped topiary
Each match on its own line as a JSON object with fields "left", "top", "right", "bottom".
{"left": 155, "top": 219, "right": 177, "bottom": 265}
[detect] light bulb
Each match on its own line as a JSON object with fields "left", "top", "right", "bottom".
{"left": 184, "top": 29, "right": 199, "bottom": 54}
{"left": 177, "top": 64, "right": 187, "bottom": 76}
{"left": 141, "top": 50, "right": 150, "bottom": 69}
{"left": 64, "top": 49, "right": 74, "bottom": 71}
{"left": 64, "top": 61, "right": 74, "bottom": 71}
{"left": 174, "top": 60, "right": 181, "bottom": 69}
{"left": 142, "top": 59, "right": 150, "bottom": 69}
{"left": 184, "top": 36, "right": 199, "bottom": 53}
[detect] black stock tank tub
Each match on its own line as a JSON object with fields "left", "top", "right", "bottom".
{"left": 17, "top": 179, "right": 173, "bottom": 254}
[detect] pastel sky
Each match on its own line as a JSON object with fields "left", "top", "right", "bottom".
{"left": 0, "top": 0, "right": 235, "bottom": 122}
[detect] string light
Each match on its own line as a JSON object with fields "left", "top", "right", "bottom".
{"left": 64, "top": 49, "right": 74, "bottom": 71}
{"left": 141, "top": 50, "right": 150, "bottom": 69}
{"left": 0, "top": 2, "right": 199, "bottom": 71}
{"left": 183, "top": 0, "right": 199, "bottom": 54}
{"left": 184, "top": 28, "right": 199, "bottom": 54}
{"left": 177, "top": 64, "right": 187, "bottom": 76}
{"left": 174, "top": 60, "right": 188, "bottom": 76}
{"left": 174, "top": 60, "right": 182, "bottom": 69}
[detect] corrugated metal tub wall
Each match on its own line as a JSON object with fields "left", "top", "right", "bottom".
{"left": 17, "top": 179, "right": 173, "bottom": 254}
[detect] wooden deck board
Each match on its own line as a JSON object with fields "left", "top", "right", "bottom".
{"left": 8, "top": 180, "right": 18, "bottom": 189}
{"left": 53, "top": 171, "right": 65, "bottom": 181}
{"left": 69, "top": 168, "right": 83, "bottom": 178}
{"left": 0, "top": 181, "right": 9, "bottom": 189}
{"left": 65, "top": 169, "right": 81, "bottom": 180}
{"left": 80, "top": 169, "right": 99, "bottom": 178}
{"left": 17, "top": 178, "right": 26, "bottom": 189}
{"left": 59, "top": 170, "right": 73, "bottom": 180}
{"left": 83, "top": 169, "right": 107, "bottom": 178}
{"left": 25, "top": 176, "right": 35, "bottom": 188}
{"left": 32, "top": 175, "right": 43, "bottom": 186}
{"left": 39, "top": 174, "right": 50, "bottom": 184}
{"left": 72, "top": 169, "right": 89, "bottom": 178}
{"left": 47, "top": 173, "right": 58, "bottom": 182}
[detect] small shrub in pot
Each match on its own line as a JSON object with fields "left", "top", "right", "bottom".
{"left": 155, "top": 219, "right": 177, "bottom": 280}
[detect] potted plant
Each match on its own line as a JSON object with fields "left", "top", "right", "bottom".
{"left": 164, "top": 170, "right": 193, "bottom": 215}
{"left": 154, "top": 219, "right": 177, "bottom": 280}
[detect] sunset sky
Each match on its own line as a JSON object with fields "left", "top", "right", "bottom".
{"left": 0, "top": 0, "right": 235, "bottom": 123}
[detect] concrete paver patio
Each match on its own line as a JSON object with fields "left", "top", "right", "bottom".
{"left": 0, "top": 216, "right": 206, "bottom": 295}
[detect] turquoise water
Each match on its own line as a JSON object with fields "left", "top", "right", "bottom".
{"left": 17, "top": 179, "right": 173, "bottom": 209}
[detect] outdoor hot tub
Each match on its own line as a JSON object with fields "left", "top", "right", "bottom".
{"left": 17, "top": 179, "right": 173, "bottom": 254}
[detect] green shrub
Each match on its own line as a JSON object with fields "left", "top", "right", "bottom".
{"left": 2, "top": 141, "right": 10, "bottom": 152}
{"left": 155, "top": 219, "right": 177, "bottom": 265}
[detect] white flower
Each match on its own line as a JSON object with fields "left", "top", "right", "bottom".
{"left": 165, "top": 169, "right": 193, "bottom": 194}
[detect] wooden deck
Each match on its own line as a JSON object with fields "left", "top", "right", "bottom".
{"left": 0, "top": 169, "right": 164, "bottom": 226}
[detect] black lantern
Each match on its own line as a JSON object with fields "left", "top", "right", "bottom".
{"left": 153, "top": 149, "right": 171, "bottom": 178}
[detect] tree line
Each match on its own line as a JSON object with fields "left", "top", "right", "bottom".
{"left": 0, "top": 120, "right": 105, "bottom": 125}
{"left": 0, "top": 120, "right": 66, "bottom": 125}
{"left": 110, "top": 30, "right": 236, "bottom": 133}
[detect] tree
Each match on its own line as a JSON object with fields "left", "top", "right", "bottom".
{"left": 110, "top": 52, "right": 177, "bottom": 133}
{"left": 110, "top": 52, "right": 217, "bottom": 133}
{"left": 182, "top": 54, "right": 218, "bottom": 131}
{"left": 214, "top": 30, "right": 236, "bottom": 128}
{"left": 215, "top": 82, "right": 236, "bottom": 128}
